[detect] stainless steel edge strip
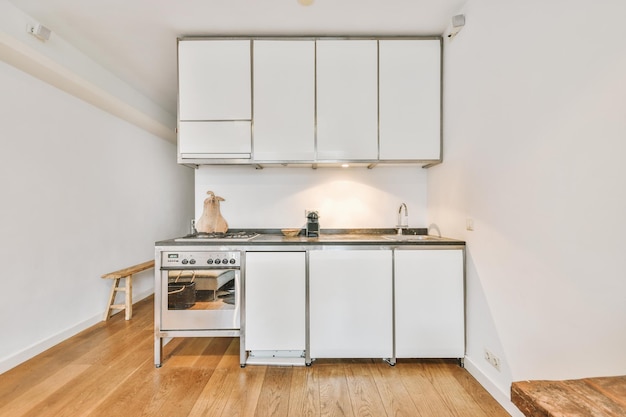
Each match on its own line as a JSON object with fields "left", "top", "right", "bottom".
{"left": 240, "top": 250, "right": 247, "bottom": 366}
{"left": 305, "top": 251, "right": 311, "bottom": 366}
{"left": 154, "top": 246, "right": 163, "bottom": 367}
{"left": 391, "top": 248, "right": 396, "bottom": 365}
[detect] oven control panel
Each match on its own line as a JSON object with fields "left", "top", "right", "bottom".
{"left": 161, "top": 251, "right": 241, "bottom": 268}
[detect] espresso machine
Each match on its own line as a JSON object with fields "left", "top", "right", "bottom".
{"left": 306, "top": 211, "right": 320, "bottom": 237}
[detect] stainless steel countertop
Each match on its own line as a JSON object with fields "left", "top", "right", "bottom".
{"left": 156, "top": 228, "right": 465, "bottom": 248}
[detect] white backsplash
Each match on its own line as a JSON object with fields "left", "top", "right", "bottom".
{"left": 195, "top": 165, "right": 428, "bottom": 230}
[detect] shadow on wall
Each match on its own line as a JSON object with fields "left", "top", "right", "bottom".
{"left": 463, "top": 249, "right": 515, "bottom": 406}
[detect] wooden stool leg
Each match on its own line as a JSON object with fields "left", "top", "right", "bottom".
{"left": 103, "top": 278, "right": 121, "bottom": 321}
{"left": 125, "top": 274, "right": 133, "bottom": 320}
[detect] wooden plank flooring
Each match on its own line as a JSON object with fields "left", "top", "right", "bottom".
{"left": 0, "top": 296, "right": 511, "bottom": 417}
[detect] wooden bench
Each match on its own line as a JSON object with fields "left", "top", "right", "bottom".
{"left": 511, "top": 375, "right": 626, "bottom": 417}
{"left": 101, "top": 260, "right": 154, "bottom": 321}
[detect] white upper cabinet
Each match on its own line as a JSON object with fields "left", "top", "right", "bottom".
{"left": 178, "top": 121, "right": 252, "bottom": 158}
{"left": 316, "top": 40, "right": 379, "bottom": 161}
{"left": 178, "top": 40, "right": 252, "bottom": 160}
{"left": 253, "top": 40, "right": 315, "bottom": 161}
{"left": 177, "top": 38, "right": 442, "bottom": 165}
{"left": 178, "top": 40, "right": 251, "bottom": 121}
{"left": 379, "top": 40, "right": 441, "bottom": 160}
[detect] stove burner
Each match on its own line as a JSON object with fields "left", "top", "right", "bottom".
{"left": 195, "top": 231, "right": 257, "bottom": 239}
{"left": 174, "top": 231, "right": 259, "bottom": 242}
{"left": 195, "top": 232, "right": 227, "bottom": 238}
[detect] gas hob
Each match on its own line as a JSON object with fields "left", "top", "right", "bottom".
{"left": 174, "top": 231, "right": 259, "bottom": 242}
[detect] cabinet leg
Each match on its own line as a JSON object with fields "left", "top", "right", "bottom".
{"left": 154, "top": 336, "right": 163, "bottom": 368}
{"left": 384, "top": 358, "right": 396, "bottom": 366}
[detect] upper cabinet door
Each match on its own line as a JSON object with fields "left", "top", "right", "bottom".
{"left": 253, "top": 40, "right": 315, "bottom": 161}
{"left": 379, "top": 40, "right": 441, "bottom": 160}
{"left": 178, "top": 40, "right": 251, "bottom": 121}
{"left": 316, "top": 40, "right": 378, "bottom": 160}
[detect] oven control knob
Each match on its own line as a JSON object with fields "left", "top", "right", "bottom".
{"left": 229, "top": 258, "right": 236, "bottom": 264}
{"left": 189, "top": 259, "right": 196, "bottom": 265}
{"left": 215, "top": 259, "right": 222, "bottom": 265}
{"left": 182, "top": 259, "right": 189, "bottom": 265}
{"left": 206, "top": 259, "right": 213, "bottom": 265}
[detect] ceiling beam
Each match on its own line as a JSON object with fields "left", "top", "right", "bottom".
{"left": 0, "top": 32, "right": 176, "bottom": 143}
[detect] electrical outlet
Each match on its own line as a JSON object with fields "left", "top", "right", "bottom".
{"left": 466, "top": 217, "right": 474, "bottom": 231}
{"left": 484, "top": 348, "right": 501, "bottom": 371}
{"left": 492, "top": 355, "right": 501, "bottom": 371}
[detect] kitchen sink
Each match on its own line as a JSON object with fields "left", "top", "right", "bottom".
{"left": 382, "top": 235, "right": 443, "bottom": 241}
{"left": 310, "top": 234, "right": 445, "bottom": 242}
{"left": 316, "top": 234, "right": 383, "bottom": 242}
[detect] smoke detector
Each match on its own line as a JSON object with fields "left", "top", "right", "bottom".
{"left": 27, "top": 24, "right": 52, "bottom": 41}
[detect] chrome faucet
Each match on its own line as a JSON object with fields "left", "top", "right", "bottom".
{"left": 396, "top": 203, "right": 409, "bottom": 235}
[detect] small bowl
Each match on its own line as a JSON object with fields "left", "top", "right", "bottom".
{"left": 281, "top": 228, "right": 301, "bottom": 237}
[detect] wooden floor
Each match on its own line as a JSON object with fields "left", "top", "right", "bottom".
{"left": 0, "top": 296, "right": 510, "bottom": 417}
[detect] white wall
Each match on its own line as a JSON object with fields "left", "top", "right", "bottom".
{"left": 0, "top": 0, "right": 175, "bottom": 141}
{"left": 430, "top": 0, "right": 626, "bottom": 412}
{"left": 195, "top": 166, "right": 429, "bottom": 231}
{"left": 0, "top": 60, "right": 193, "bottom": 373}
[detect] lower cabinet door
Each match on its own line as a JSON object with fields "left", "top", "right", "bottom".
{"left": 244, "top": 251, "right": 306, "bottom": 351}
{"left": 395, "top": 249, "right": 465, "bottom": 358}
{"left": 178, "top": 121, "right": 252, "bottom": 159}
{"left": 309, "top": 249, "right": 393, "bottom": 358}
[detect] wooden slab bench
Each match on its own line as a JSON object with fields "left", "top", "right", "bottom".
{"left": 511, "top": 375, "right": 626, "bottom": 417}
{"left": 101, "top": 260, "right": 154, "bottom": 321}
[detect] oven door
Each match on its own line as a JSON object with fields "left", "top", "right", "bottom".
{"left": 160, "top": 267, "right": 240, "bottom": 331}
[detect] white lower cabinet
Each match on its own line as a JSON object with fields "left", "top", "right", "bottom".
{"left": 244, "top": 252, "right": 306, "bottom": 357}
{"left": 394, "top": 249, "right": 465, "bottom": 358}
{"left": 309, "top": 249, "right": 393, "bottom": 359}
{"left": 244, "top": 247, "right": 464, "bottom": 365}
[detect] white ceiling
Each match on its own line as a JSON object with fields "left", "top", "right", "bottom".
{"left": 7, "top": 0, "right": 465, "bottom": 116}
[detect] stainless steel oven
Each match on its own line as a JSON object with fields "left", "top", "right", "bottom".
{"left": 154, "top": 248, "right": 243, "bottom": 367}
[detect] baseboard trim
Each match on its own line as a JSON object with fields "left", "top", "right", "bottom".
{"left": 464, "top": 356, "right": 525, "bottom": 417}
{"left": 0, "top": 289, "right": 153, "bottom": 375}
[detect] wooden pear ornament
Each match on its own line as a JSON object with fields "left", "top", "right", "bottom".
{"left": 195, "top": 191, "right": 229, "bottom": 234}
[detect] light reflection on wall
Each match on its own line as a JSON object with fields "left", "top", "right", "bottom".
{"left": 195, "top": 165, "right": 428, "bottom": 229}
